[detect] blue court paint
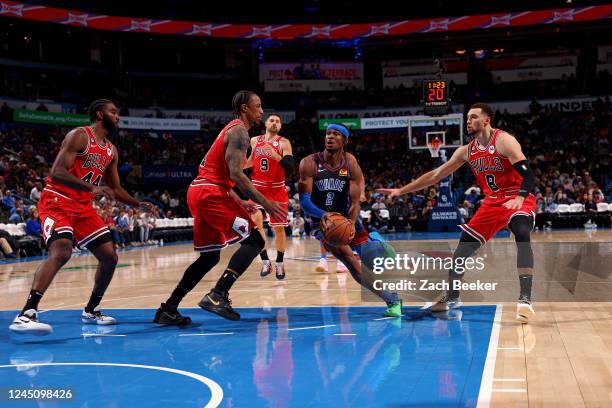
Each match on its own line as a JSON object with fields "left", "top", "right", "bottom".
{"left": 0, "top": 306, "right": 497, "bottom": 407}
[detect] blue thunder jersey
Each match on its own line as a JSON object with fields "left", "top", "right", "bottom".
{"left": 310, "top": 151, "right": 351, "bottom": 220}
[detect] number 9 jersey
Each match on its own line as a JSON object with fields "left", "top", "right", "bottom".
{"left": 251, "top": 135, "right": 289, "bottom": 227}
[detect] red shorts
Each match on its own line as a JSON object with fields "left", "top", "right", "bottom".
{"left": 187, "top": 183, "right": 255, "bottom": 252}
{"left": 253, "top": 185, "right": 289, "bottom": 227}
{"left": 460, "top": 194, "right": 536, "bottom": 245}
{"left": 39, "top": 189, "right": 109, "bottom": 248}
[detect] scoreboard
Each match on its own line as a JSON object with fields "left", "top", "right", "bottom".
{"left": 422, "top": 80, "right": 450, "bottom": 116}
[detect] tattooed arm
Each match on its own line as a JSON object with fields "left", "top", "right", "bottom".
{"left": 225, "top": 125, "right": 284, "bottom": 219}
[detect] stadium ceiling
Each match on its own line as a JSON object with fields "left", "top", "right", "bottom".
{"left": 1, "top": 0, "right": 611, "bottom": 39}
{"left": 22, "top": 0, "right": 612, "bottom": 24}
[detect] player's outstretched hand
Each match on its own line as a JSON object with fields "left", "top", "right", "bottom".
{"left": 376, "top": 188, "right": 401, "bottom": 198}
{"left": 139, "top": 201, "right": 155, "bottom": 213}
{"left": 263, "top": 199, "right": 285, "bottom": 220}
{"left": 92, "top": 186, "right": 115, "bottom": 200}
{"left": 503, "top": 196, "right": 525, "bottom": 210}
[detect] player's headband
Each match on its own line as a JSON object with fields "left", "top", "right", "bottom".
{"left": 326, "top": 124, "right": 349, "bottom": 138}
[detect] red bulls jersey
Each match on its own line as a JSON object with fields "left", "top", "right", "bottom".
{"left": 44, "top": 126, "right": 114, "bottom": 203}
{"left": 252, "top": 135, "right": 286, "bottom": 189}
{"left": 194, "top": 119, "right": 246, "bottom": 190}
{"left": 467, "top": 129, "right": 523, "bottom": 197}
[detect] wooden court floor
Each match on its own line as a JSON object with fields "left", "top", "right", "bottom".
{"left": 1, "top": 230, "right": 611, "bottom": 407}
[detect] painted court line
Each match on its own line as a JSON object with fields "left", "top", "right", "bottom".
{"left": 0, "top": 362, "right": 223, "bottom": 408}
{"left": 334, "top": 333, "right": 356, "bottom": 336}
{"left": 179, "top": 333, "right": 234, "bottom": 336}
{"left": 287, "top": 324, "right": 336, "bottom": 331}
{"left": 476, "top": 304, "right": 503, "bottom": 408}
{"left": 82, "top": 334, "right": 126, "bottom": 337}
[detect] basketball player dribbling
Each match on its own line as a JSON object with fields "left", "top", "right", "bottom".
{"left": 378, "top": 103, "right": 536, "bottom": 323}
{"left": 9, "top": 99, "right": 154, "bottom": 335}
{"left": 299, "top": 124, "right": 402, "bottom": 317}
{"left": 245, "top": 113, "right": 294, "bottom": 280}
{"left": 154, "top": 90, "right": 284, "bottom": 325}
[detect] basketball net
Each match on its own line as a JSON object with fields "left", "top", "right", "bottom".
{"left": 427, "top": 138, "right": 442, "bottom": 158}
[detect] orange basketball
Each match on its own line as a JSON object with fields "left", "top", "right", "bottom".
{"left": 320, "top": 212, "right": 355, "bottom": 247}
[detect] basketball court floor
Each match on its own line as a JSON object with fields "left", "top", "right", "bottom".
{"left": 1, "top": 230, "right": 611, "bottom": 407}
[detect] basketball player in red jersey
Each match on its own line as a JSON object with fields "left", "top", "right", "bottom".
{"left": 154, "top": 91, "right": 284, "bottom": 325}
{"left": 9, "top": 99, "right": 153, "bottom": 335}
{"left": 245, "top": 113, "right": 293, "bottom": 280}
{"left": 378, "top": 103, "right": 537, "bottom": 323}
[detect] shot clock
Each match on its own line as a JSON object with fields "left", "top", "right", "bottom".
{"left": 422, "top": 79, "right": 450, "bottom": 116}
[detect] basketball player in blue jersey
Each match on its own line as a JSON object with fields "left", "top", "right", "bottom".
{"left": 298, "top": 124, "right": 402, "bottom": 317}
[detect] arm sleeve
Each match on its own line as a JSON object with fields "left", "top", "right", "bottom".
{"left": 279, "top": 155, "right": 294, "bottom": 177}
{"left": 513, "top": 160, "right": 535, "bottom": 198}
{"left": 299, "top": 193, "right": 325, "bottom": 219}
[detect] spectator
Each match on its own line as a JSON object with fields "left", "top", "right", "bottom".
{"left": 370, "top": 208, "right": 389, "bottom": 233}
{"left": 138, "top": 209, "right": 154, "bottom": 244}
{"left": 2, "top": 189, "right": 15, "bottom": 210}
{"left": 389, "top": 198, "right": 409, "bottom": 231}
{"left": 126, "top": 208, "right": 137, "bottom": 245}
{"left": 290, "top": 211, "right": 305, "bottom": 238}
{"left": 160, "top": 190, "right": 171, "bottom": 208}
{"left": 117, "top": 209, "right": 130, "bottom": 245}
{"left": 371, "top": 194, "right": 387, "bottom": 211}
{"left": 465, "top": 189, "right": 479, "bottom": 207}
{"left": 464, "top": 183, "right": 481, "bottom": 197}
{"left": 0, "top": 229, "right": 17, "bottom": 259}
{"left": 29, "top": 182, "right": 42, "bottom": 203}
{"left": 584, "top": 194, "right": 597, "bottom": 212}
{"left": 104, "top": 209, "right": 124, "bottom": 248}
{"left": 25, "top": 206, "right": 41, "bottom": 237}
{"left": 8, "top": 207, "right": 25, "bottom": 223}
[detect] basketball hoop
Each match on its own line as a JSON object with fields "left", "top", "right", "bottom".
{"left": 427, "top": 138, "right": 442, "bottom": 158}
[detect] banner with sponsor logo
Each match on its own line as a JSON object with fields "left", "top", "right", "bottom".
{"left": 382, "top": 62, "right": 468, "bottom": 87}
{"left": 261, "top": 63, "right": 364, "bottom": 92}
{"left": 490, "top": 95, "right": 612, "bottom": 114}
{"left": 360, "top": 116, "right": 409, "bottom": 130}
{"left": 13, "top": 108, "right": 201, "bottom": 130}
{"left": 142, "top": 165, "right": 197, "bottom": 183}
{"left": 318, "top": 105, "right": 430, "bottom": 120}
{"left": 13, "top": 109, "right": 89, "bottom": 126}
{"left": 119, "top": 116, "right": 200, "bottom": 131}
{"left": 428, "top": 176, "right": 461, "bottom": 232}
{"left": 491, "top": 66, "right": 576, "bottom": 82}
{"left": 318, "top": 95, "right": 612, "bottom": 127}
{"left": 318, "top": 118, "right": 361, "bottom": 130}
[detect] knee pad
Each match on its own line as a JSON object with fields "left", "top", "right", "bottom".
{"left": 195, "top": 250, "right": 221, "bottom": 269}
{"left": 509, "top": 215, "right": 533, "bottom": 242}
{"left": 509, "top": 216, "right": 534, "bottom": 268}
{"left": 451, "top": 231, "right": 482, "bottom": 276}
{"left": 453, "top": 231, "right": 482, "bottom": 258}
{"left": 241, "top": 228, "right": 265, "bottom": 250}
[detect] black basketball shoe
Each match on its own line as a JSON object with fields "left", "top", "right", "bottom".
{"left": 153, "top": 303, "right": 192, "bottom": 325}
{"left": 198, "top": 290, "right": 240, "bottom": 321}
